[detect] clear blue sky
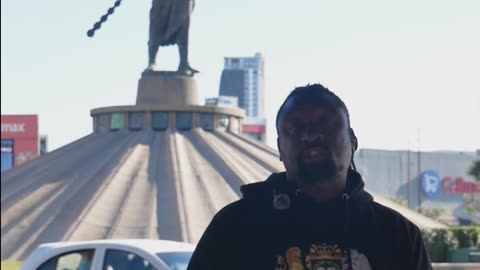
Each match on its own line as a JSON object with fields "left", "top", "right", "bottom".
{"left": 2, "top": 0, "right": 479, "bottom": 152}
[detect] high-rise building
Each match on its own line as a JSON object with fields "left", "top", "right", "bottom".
{"left": 40, "top": 135, "right": 48, "bottom": 155}
{"left": 219, "top": 53, "right": 266, "bottom": 141}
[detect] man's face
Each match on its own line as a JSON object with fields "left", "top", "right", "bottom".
{"left": 277, "top": 95, "right": 353, "bottom": 185}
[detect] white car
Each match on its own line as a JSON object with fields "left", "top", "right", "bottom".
{"left": 20, "top": 239, "right": 195, "bottom": 270}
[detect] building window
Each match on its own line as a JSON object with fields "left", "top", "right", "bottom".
{"left": 110, "top": 113, "right": 124, "bottom": 130}
{"left": 151, "top": 112, "right": 168, "bottom": 130}
{"left": 200, "top": 113, "right": 214, "bottom": 131}
{"left": 176, "top": 112, "right": 192, "bottom": 130}
{"left": 128, "top": 112, "right": 144, "bottom": 130}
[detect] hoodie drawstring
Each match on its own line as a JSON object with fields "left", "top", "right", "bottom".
{"left": 342, "top": 193, "right": 353, "bottom": 270}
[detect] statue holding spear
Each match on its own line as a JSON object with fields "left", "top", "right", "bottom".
{"left": 88, "top": 0, "right": 199, "bottom": 76}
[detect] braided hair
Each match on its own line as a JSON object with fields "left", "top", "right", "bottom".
{"left": 275, "top": 84, "right": 358, "bottom": 171}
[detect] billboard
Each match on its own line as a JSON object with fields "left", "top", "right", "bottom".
{"left": 1, "top": 115, "right": 39, "bottom": 169}
{"left": 422, "top": 169, "right": 480, "bottom": 197}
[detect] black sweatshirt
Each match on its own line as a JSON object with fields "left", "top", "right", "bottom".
{"left": 187, "top": 170, "right": 432, "bottom": 270}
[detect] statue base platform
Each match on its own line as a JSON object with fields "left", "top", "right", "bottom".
{"left": 136, "top": 71, "right": 199, "bottom": 105}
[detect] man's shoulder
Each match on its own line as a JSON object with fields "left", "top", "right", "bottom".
{"left": 207, "top": 200, "right": 262, "bottom": 231}
{"left": 217, "top": 198, "right": 250, "bottom": 215}
{"left": 368, "top": 201, "right": 422, "bottom": 232}
{"left": 219, "top": 190, "right": 271, "bottom": 214}
{"left": 213, "top": 182, "right": 274, "bottom": 222}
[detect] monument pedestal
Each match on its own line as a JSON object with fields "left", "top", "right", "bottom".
{"left": 136, "top": 71, "right": 199, "bottom": 105}
{"left": 91, "top": 69, "right": 244, "bottom": 133}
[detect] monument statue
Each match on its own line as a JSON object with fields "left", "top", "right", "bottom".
{"left": 147, "top": 0, "right": 198, "bottom": 75}
{"left": 87, "top": 0, "right": 199, "bottom": 76}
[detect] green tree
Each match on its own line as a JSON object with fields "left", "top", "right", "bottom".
{"left": 465, "top": 159, "right": 480, "bottom": 216}
{"left": 468, "top": 159, "right": 480, "bottom": 181}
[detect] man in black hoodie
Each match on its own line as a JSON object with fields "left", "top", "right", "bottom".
{"left": 187, "top": 84, "right": 432, "bottom": 270}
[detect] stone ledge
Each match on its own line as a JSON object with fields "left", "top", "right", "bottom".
{"left": 432, "top": 263, "right": 480, "bottom": 270}
{"left": 90, "top": 105, "right": 245, "bottom": 118}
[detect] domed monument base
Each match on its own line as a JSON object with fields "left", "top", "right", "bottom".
{"left": 90, "top": 70, "right": 245, "bottom": 134}
{"left": 136, "top": 71, "right": 199, "bottom": 106}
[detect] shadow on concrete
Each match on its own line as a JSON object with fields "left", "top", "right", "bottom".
{"left": 150, "top": 131, "right": 183, "bottom": 241}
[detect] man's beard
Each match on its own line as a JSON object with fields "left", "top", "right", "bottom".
{"left": 296, "top": 155, "right": 337, "bottom": 184}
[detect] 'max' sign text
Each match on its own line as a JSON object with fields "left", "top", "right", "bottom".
{"left": 1, "top": 123, "right": 26, "bottom": 133}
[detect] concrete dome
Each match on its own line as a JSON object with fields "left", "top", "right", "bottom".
{"left": 1, "top": 127, "right": 283, "bottom": 259}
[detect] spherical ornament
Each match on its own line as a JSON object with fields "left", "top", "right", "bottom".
{"left": 273, "top": 193, "right": 291, "bottom": 210}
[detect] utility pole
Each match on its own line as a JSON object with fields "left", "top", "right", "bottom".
{"left": 417, "top": 129, "right": 422, "bottom": 213}
{"left": 407, "top": 143, "right": 411, "bottom": 208}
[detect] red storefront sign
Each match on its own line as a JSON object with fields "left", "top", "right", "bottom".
{"left": 1, "top": 115, "right": 38, "bottom": 139}
{"left": 242, "top": 124, "right": 266, "bottom": 134}
{"left": 442, "top": 177, "right": 480, "bottom": 194}
{"left": 1, "top": 115, "right": 39, "bottom": 167}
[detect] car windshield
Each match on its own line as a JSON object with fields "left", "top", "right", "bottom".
{"left": 156, "top": 252, "right": 193, "bottom": 270}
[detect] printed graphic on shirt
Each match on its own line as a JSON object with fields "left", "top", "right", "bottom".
{"left": 274, "top": 244, "right": 372, "bottom": 270}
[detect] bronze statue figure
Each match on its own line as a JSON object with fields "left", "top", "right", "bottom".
{"left": 87, "top": 0, "right": 199, "bottom": 76}
{"left": 146, "top": 0, "right": 199, "bottom": 75}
